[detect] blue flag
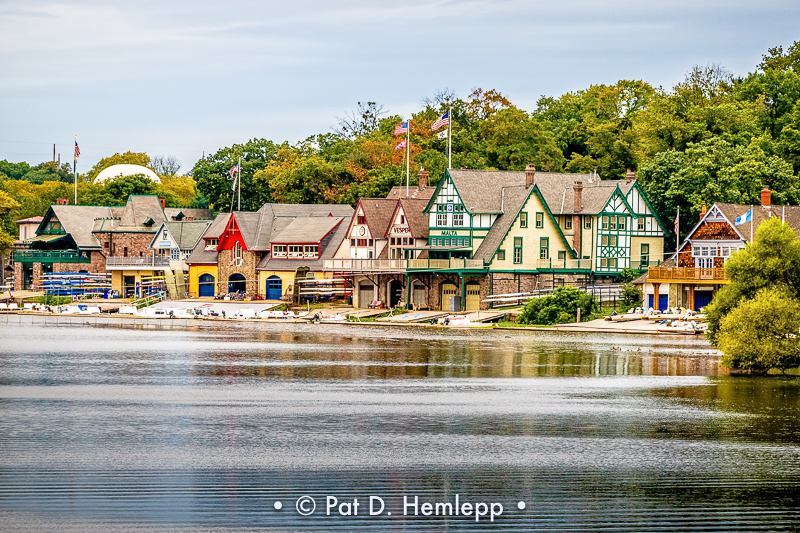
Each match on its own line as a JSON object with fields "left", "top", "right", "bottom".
{"left": 735, "top": 209, "right": 752, "bottom": 226}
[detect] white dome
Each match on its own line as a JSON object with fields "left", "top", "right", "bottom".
{"left": 93, "top": 164, "right": 161, "bottom": 184}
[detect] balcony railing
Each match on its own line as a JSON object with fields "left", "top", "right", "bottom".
{"left": 647, "top": 267, "right": 728, "bottom": 282}
{"left": 106, "top": 256, "right": 171, "bottom": 268}
{"left": 323, "top": 259, "right": 408, "bottom": 272}
{"left": 408, "top": 258, "right": 487, "bottom": 270}
{"left": 14, "top": 250, "right": 90, "bottom": 264}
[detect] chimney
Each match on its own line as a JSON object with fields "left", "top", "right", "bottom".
{"left": 573, "top": 181, "right": 583, "bottom": 213}
{"left": 158, "top": 197, "right": 166, "bottom": 210}
{"left": 700, "top": 204, "right": 707, "bottom": 220}
{"left": 761, "top": 185, "right": 771, "bottom": 207}
{"left": 573, "top": 181, "right": 583, "bottom": 255}
{"left": 525, "top": 165, "right": 536, "bottom": 188}
{"left": 625, "top": 168, "right": 635, "bottom": 183}
{"left": 56, "top": 198, "right": 69, "bottom": 205}
{"left": 418, "top": 168, "right": 429, "bottom": 189}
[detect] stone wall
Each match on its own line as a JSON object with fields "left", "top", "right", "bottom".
{"left": 95, "top": 232, "right": 154, "bottom": 258}
{"left": 217, "top": 249, "right": 262, "bottom": 295}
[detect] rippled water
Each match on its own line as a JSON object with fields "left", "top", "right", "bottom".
{"left": 1, "top": 322, "right": 799, "bottom": 531}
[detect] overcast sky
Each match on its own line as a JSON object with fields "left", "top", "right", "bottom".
{"left": 1, "top": 0, "right": 798, "bottom": 174}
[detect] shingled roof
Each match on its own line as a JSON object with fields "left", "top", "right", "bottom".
{"left": 445, "top": 169, "right": 632, "bottom": 215}
{"left": 714, "top": 203, "right": 800, "bottom": 239}
{"left": 44, "top": 205, "right": 115, "bottom": 250}
{"left": 119, "top": 195, "right": 167, "bottom": 227}
{"left": 386, "top": 185, "right": 435, "bottom": 201}
{"left": 471, "top": 185, "right": 530, "bottom": 262}
{"left": 356, "top": 199, "right": 398, "bottom": 240}
{"left": 256, "top": 216, "right": 350, "bottom": 271}
{"left": 164, "top": 220, "right": 213, "bottom": 250}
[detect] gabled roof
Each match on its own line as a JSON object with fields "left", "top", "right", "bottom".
{"left": 714, "top": 203, "right": 800, "bottom": 240}
{"left": 355, "top": 198, "right": 397, "bottom": 240}
{"left": 14, "top": 216, "right": 43, "bottom": 224}
{"left": 433, "top": 169, "right": 633, "bottom": 216}
{"left": 271, "top": 217, "right": 344, "bottom": 243}
{"left": 385, "top": 198, "right": 430, "bottom": 239}
{"left": 471, "top": 185, "right": 529, "bottom": 262}
{"left": 256, "top": 215, "right": 350, "bottom": 271}
{"left": 151, "top": 220, "right": 213, "bottom": 250}
{"left": 164, "top": 208, "right": 214, "bottom": 221}
{"left": 119, "top": 195, "right": 167, "bottom": 227}
{"left": 386, "top": 185, "right": 435, "bottom": 201}
{"left": 41, "top": 205, "right": 115, "bottom": 250}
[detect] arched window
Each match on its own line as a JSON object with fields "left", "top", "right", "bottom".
{"left": 233, "top": 241, "right": 243, "bottom": 261}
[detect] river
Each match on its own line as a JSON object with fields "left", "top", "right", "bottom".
{"left": 1, "top": 322, "right": 799, "bottom": 531}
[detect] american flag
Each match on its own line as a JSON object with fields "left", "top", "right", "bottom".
{"left": 228, "top": 163, "right": 239, "bottom": 179}
{"left": 431, "top": 111, "right": 449, "bottom": 131}
{"left": 394, "top": 122, "right": 408, "bottom": 136}
{"left": 395, "top": 139, "right": 406, "bottom": 150}
{"left": 74, "top": 140, "right": 80, "bottom": 159}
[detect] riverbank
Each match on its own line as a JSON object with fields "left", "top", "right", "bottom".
{"left": 0, "top": 311, "right": 710, "bottom": 336}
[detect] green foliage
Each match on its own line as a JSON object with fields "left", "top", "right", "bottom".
{"left": 479, "top": 106, "right": 565, "bottom": 171}
{"left": 637, "top": 137, "right": 800, "bottom": 246}
{"left": 718, "top": 288, "right": 800, "bottom": 372}
{"left": 0, "top": 229, "right": 14, "bottom": 256}
{"left": 618, "top": 267, "right": 640, "bottom": 282}
{"left": 86, "top": 152, "right": 151, "bottom": 183}
{"left": 705, "top": 218, "right": 800, "bottom": 344}
{"left": 758, "top": 39, "right": 800, "bottom": 72}
{"left": 517, "top": 286, "right": 596, "bottom": 325}
{"left": 193, "top": 138, "right": 279, "bottom": 211}
{"left": 0, "top": 160, "right": 32, "bottom": 180}
{"left": 619, "top": 283, "right": 643, "bottom": 308}
{"left": 33, "top": 295, "right": 73, "bottom": 306}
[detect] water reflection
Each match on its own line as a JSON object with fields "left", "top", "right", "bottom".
{"left": 1, "top": 323, "right": 799, "bottom": 532}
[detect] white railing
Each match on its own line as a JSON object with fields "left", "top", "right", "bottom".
{"left": 323, "top": 259, "right": 407, "bottom": 271}
{"left": 106, "top": 256, "right": 170, "bottom": 268}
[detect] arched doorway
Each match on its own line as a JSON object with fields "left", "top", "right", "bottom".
{"left": 441, "top": 282, "right": 457, "bottom": 311}
{"left": 198, "top": 273, "right": 215, "bottom": 297}
{"left": 265, "top": 275, "right": 282, "bottom": 300}
{"left": 388, "top": 279, "right": 402, "bottom": 308}
{"left": 228, "top": 273, "right": 246, "bottom": 293}
{"left": 465, "top": 282, "right": 481, "bottom": 311}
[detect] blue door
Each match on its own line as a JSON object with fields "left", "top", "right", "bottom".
{"left": 198, "top": 274, "right": 215, "bottom": 297}
{"left": 266, "top": 276, "right": 282, "bottom": 300}
{"left": 694, "top": 292, "right": 713, "bottom": 311}
{"left": 648, "top": 294, "right": 669, "bottom": 311}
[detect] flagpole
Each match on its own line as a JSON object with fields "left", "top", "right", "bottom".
{"left": 406, "top": 120, "right": 410, "bottom": 198}
{"left": 238, "top": 156, "right": 241, "bottom": 211}
{"left": 676, "top": 206, "right": 679, "bottom": 257}
{"left": 750, "top": 205, "right": 753, "bottom": 242}
{"left": 447, "top": 105, "right": 452, "bottom": 169}
{"left": 74, "top": 134, "right": 78, "bottom": 205}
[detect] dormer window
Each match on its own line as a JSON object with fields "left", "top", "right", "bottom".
{"left": 205, "top": 239, "right": 219, "bottom": 251}
{"left": 272, "top": 244, "right": 287, "bottom": 258}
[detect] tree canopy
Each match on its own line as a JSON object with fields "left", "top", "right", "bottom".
{"left": 705, "top": 217, "right": 800, "bottom": 355}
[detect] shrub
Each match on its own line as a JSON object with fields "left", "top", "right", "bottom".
{"left": 619, "top": 283, "right": 643, "bottom": 308}
{"left": 518, "top": 286, "right": 595, "bottom": 325}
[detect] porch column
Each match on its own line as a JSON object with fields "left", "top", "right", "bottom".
{"left": 689, "top": 285, "right": 695, "bottom": 311}
{"left": 406, "top": 273, "right": 411, "bottom": 310}
{"left": 652, "top": 282, "right": 660, "bottom": 310}
{"left": 460, "top": 275, "right": 465, "bottom": 312}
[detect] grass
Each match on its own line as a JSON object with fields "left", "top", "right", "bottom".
{"left": 33, "top": 295, "right": 72, "bottom": 306}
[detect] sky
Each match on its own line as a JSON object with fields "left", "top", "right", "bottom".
{"left": 0, "top": 0, "right": 798, "bottom": 175}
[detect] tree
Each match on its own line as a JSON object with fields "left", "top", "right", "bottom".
{"left": 192, "top": 139, "right": 279, "bottom": 211}
{"left": 717, "top": 288, "right": 800, "bottom": 372}
{"left": 19, "top": 161, "right": 74, "bottom": 184}
{"left": 0, "top": 190, "right": 21, "bottom": 255}
{"left": 334, "top": 102, "right": 387, "bottom": 139}
{"left": 619, "top": 283, "right": 643, "bottom": 308}
{"left": 86, "top": 152, "right": 151, "bottom": 183}
{"left": 637, "top": 137, "right": 800, "bottom": 247}
{"left": 0, "top": 160, "right": 31, "bottom": 180}
{"left": 518, "top": 287, "right": 596, "bottom": 325}
{"left": 705, "top": 218, "right": 800, "bottom": 344}
{"left": 151, "top": 155, "right": 181, "bottom": 176}
{"left": 479, "top": 106, "right": 565, "bottom": 171}
{"left": 758, "top": 39, "right": 800, "bottom": 72}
